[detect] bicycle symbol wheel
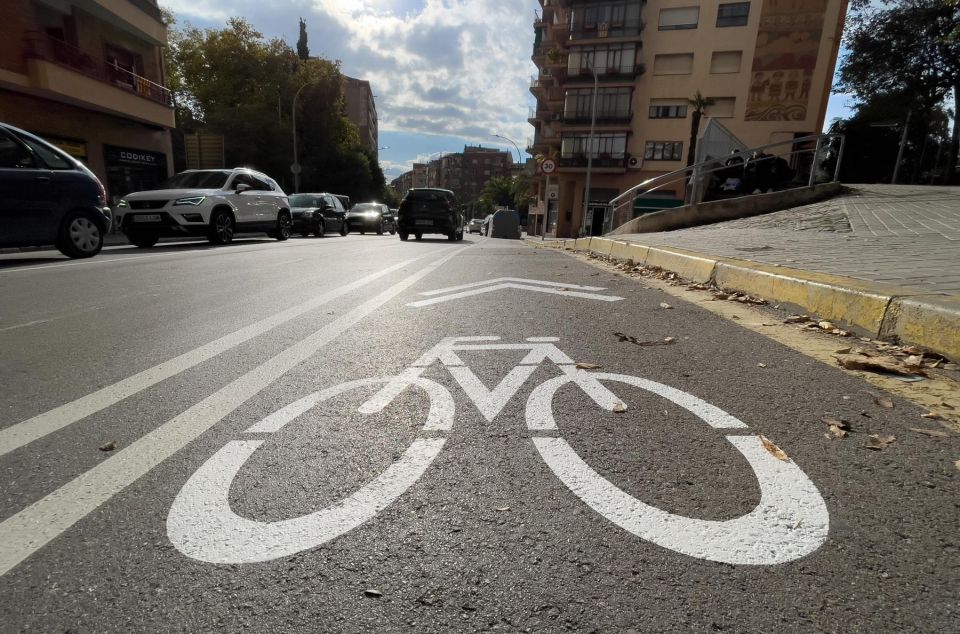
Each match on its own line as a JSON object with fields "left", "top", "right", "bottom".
{"left": 167, "top": 376, "right": 453, "bottom": 564}
{"left": 526, "top": 372, "right": 830, "bottom": 565}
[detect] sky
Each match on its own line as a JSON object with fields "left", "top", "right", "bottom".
{"left": 161, "top": 0, "right": 855, "bottom": 181}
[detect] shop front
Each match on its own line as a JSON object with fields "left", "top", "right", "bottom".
{"left": 103, "top": 145, "right": 168, "bottom": 205}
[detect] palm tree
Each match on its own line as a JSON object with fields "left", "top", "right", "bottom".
{"left": 686, "top": 91, "right": 715, "bottom": 166}
{"left": 480, "top": 176, "right": 516, "bottom": 207}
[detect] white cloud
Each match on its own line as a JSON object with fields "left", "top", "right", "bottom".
{"left": 162, "top": 0, "right": 539, "bottom": 150}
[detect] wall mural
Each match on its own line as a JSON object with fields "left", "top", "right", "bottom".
{"left": 745, "top": 0, "right": 828, "bottom": 122}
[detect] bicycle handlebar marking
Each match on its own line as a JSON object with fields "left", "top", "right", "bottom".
{"left": 168, "top": 337, "right": 829, "bottom": 566}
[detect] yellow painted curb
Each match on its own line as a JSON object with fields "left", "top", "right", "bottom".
{"left": 536, "top": 236, "right": 960, "bottom": 361}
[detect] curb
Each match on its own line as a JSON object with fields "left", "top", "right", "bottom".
{"left": 533, "top": 236, "right": 960, "bottom": 361}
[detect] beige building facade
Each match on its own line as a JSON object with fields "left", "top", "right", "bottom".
{"left": 343, "top": 76, "right": 378, "bottom": 158}
{"left": 529, "top": 0, "right": 848, "bottom": 237}
{"left": 0, "top": 0, "right": 175, "bottom": 205}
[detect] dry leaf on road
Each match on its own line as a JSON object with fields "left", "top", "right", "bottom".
{"left": 659, "top": 302, "right": 673, "bottom": 309}
{"left": 494, "top": 506, "right": 511, "bottom": 512}
{"left": 835, "top": 354, "right": 925, "bottom": 378}
{"left": 827, "top": 425, "right": 848, "bottom": 439}
{"left": 872, "top": 394, "right": 895, "bottom": 409}
{"left": 98, "top": 441, "right": 116, "bottom": 452}
{"left": 909, "top": 428, "right": 949, "bottom": 438}
{"left": 921, "top": 412, "right": 947, "bottom": 421}
{"left": 612, "top": 402, "right": 628, "bottom": 413}
{"left": 757, "top": 363, "right": 767, "bottom": 368}
{"left": 818, "top": 321, "right": 836, "bottom": 330}
{"left": 575, "top": 363, "right": 601, "bottom": 370}
{"left": 821, "top": 417, "right": 850, "bottom": 430}
{"left": 760, "top": 435, "right": 790, "bottom": 461}
{"left": 784, "top": 315, "right": 810, "bottom": 324}
{"left": 865, "top": 434, "right": 896, "bottom": 450}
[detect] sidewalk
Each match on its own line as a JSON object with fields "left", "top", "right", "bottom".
{"left": 550, "top": 184, "right": 960, "bottom": 360}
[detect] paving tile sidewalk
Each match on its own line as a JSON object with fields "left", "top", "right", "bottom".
{"left": 615, "top": 184, "right": 960, "bottom": 295}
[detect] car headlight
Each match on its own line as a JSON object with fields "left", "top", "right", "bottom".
{"left": 117, "top": 199, "right": 129, "bottom": 208}
{"left": 173, "top": 196, "right": 206, "bottom": 206}
{"left": 302, "top": 210, "right": 313, "bottom": 217}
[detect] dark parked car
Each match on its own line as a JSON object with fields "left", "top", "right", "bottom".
{"left": 396, "top": 188, "right": 464, "bottom": 241}
{"left": 0, "top": 122, "right": 111, "bottom": 258}
{"left": 289, "top": 193, "right": 348, "bottom": 237}
{"left": 346, "top": 202, "right": 395, "bottom": 235}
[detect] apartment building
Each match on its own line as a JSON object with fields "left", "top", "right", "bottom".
{"left": 0, "top": 0, "right": 175, "bottom": 204}
{"left": 343, "top": 76, "right": 379, "bottom": 158}
{"left": 528, "top": 0, "right": 848, "bottom": 237}
{"left": 393, "top": 146, "right": 514, "bottom": 204}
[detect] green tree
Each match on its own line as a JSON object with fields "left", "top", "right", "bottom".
{"left": 296, "top": 18, "right": 309, "bottom": 61}
{"left": 838, "top": 1, "right": 960, "bottom": 182}
{"left": 480, "top": 176, "right": 515, "bottom": 207}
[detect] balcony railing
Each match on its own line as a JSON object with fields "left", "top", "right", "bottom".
{"left": 562, "top": 113, "right": 633, "bottom": 125}
{"left": 24, "top": 32, "right": 172, "bottom": 107}
{"left": 569, "top": 20, "right": 644, "bottom": 40}
{"left": 562, "top": 64, "right": 645, "bottom": 82}
{"left": 559, "top": 153, "right": 627, "bottom": 168}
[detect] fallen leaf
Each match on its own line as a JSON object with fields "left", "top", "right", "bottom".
{"left": 663, "top": 336, "right": 676, "bottom": 343}
{"left": 659, "top": 302, "right": 673, "bottom": 309}
{"left": 784, "top": 315, "right": 810, "bottom": 324}
{"left": 731, "top": 315, "right": 741, "bottom": 320}
{"left": 921, "top": 412, "right": 946, "bottom": 420}
{"left": 757, "top": 363, "right": 767, "bottom": 368}
{"left": 99, "top": 441, "right": 116, "bottom": 452}
{"left": 834, "top": 354, "right": 926, "bottom": 378}
{"left": 835, "top": 348, "right": 852, "bottom": 354}
{"left": 612, "top": 402, "right": 628, "bottom": 413}
{"left": 818, "top": 321, "right": 835, "bottom": 330}
{"left": 759, "top": 435, "right": 790, "bottom": 461}
{"left": 364, "top": 589, "right": 383, "bottom": 598}
{"left": 821, "top": 417, "right": 850, "bottom": 430}
{"left": 901, "top": 345, "right": 924, "bottom": 355}
{"left": 864, "top": 434, "right": 896, "bottom": 450}
{"left": 575, "top": 363, "right": 602, "bottom": 370}
{"left": 827, "top": 425, "right": 848, "bottom": 438}
{"left": 494, "top": 506, "right": 511, "bottom": 512}
{"left": 873, "top": 394, "right": 895, "bottom": 409}
{"left": 955, "top": 460, "right": 960, "bottom": 472}
{"left": 940, "top": 402, "right": 955, "bottom": 410}
{"left": 904, "top": 355, "right": 925, "bottom": 368}
{"left": 909, "top": 428, "right": 949, "bottom": 438}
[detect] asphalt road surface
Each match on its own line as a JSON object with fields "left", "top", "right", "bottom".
{"left": 1, "top": 235, "right": 957, "bottom": 633}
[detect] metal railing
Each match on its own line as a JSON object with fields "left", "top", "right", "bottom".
{"left": 24, "top": 32, "right": 172, "bottom": 107}
{"left": 607, "top": 132, "right": 845, "bottom": 232}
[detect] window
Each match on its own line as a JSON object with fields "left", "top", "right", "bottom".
{"left": 0, "top": 132, "right": 36, "bottom": 169}
{"left": 649, "top": 101, "right": 688, "bottom": 119}
{"left": 644, "top": 141, "right": 684, "bottom": 161}
{"left": 14, "top": 135, "right": 73, "bottom": 169}
{"left": 564, "top": 87, "right": 632, "bottom": 121}
{"left": 717, "top": 2, "right": 750, "bottom": 27}
{"left": 561, "top": 133, "right": 628, "bottom": 158}
{"left": 710, "top": 51, "right": 742, "bottom": 74}
{"left": 705, "top": 97, "right": 736, "bottom": 118}
{"left": 568, "top": 2, "right": 643, "bottom": 39}
{"left": 659, "top": 7, "right": 699, "bottom": 30}
{"left": 653, "top": 53, "right": 694, "bottom": 75}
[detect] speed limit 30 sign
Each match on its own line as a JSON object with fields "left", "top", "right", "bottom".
{"left": 540, "top": 158, "right": 556, "bottom": 174}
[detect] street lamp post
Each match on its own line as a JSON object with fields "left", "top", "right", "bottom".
{"left": 581, "top": 59, "right": 599, "bottom": 237}
{"left": 291, "top": 81, "right": 318, "bottom": 194}
{"left": 491, "top": 133, "right": 522, "bottom": 165}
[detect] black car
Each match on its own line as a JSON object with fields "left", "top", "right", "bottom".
{"left": 0, "top": 122, "right": 111, "bottom": 258}
{"left": 346, "top": 202, "right": 395, "bottom": 235}
{"left": 289, "top": 193, "right": 348, "bottom": 237}
{"left": 396, "top": 188, "right": 464, "bottom": 241}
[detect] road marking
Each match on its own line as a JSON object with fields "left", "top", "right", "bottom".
{"left": 527, "top": 371, "right": 828, "bottom": 565}
{"left": 0, "top": 246, "right": 468, "bottom": 576}
{"left": 0, "top": 319, "right": 55, "bottom": 333}
{"left": 0, "top": 258, "right": 421, "bottom": 457}
{"left": 408, "top": 278, "right": 623, "bottom": 307}
{"left": 168, "top": 376, "right": 453, "bottom": 564}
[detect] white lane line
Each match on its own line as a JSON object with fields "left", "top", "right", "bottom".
{"left": 0, "top": 245, "right": 468, "bottom": 576}
{"left": 0, "top": 253, "right": 173, "bottom": 274}
{"left": 0, "top": 305, "right": 106, "bottom": 334}
{"left": 0, "top": 319, "right": 55, "bottom": 333}
{"left": 418, "top": 277, "right": 608, "bottom": 296}
{"left": 0, "top": 258, "right": 420, "bottom": 457}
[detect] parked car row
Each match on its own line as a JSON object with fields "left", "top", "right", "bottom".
{"left": 0, "top": 123, "right": 475, "bottom": 259}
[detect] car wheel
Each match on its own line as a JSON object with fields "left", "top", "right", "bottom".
{"left": 415, "top": 232, "right": 423, "bottom": 241}
{"left": 456, "top": 230, "right": 464, "bottom": 241}
{"left": 340, "top": 223, "right": 348, "bottom": 236}
{"left": 316, "top": 219, "right": 325, "bottom": 238}
{"left": 360, "top": 228, "right": 365, "bottom": 235}
{"left": 390, "top": 228, "right": 396, "bottom": 235}
{"left": 208, "top": 209, "right": 234, "bottom": 245}
{"left": 128, "top": 231, "right": 160, "bottom": 248}
{"left": 447, "top": 232, "right": 456, "bottom": 241}
{"left": 56, "top": 211, "right": 103, "bottom": 258}
{"left": 275, "top": 212, "right": 291, "bottom": 241}
{"left": 399, "top": 232, "right": 409, "bottom": 241}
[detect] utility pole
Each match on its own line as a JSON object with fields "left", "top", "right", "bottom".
{"left": 892, "top": 109, "right": 911, "bottom": 185}
{"left": 581, "top": 58, "right": 599, "bottom": 237}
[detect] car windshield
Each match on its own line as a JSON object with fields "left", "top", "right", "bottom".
{"left": 352, "top": 204, "right": 381, "bottom": 213}
{"left": 154, "top": 171, "right": 229, "bottom": 190}
{"left": 405, "top": 190, "right": 449, "bottom": 202}
{"left": 289, "top": 194, "right": 320, "bottom": 207}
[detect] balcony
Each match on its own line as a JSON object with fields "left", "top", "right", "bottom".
{"left": 561, "top": 64, "right": 646, "bottom": 84}
{"left": 23, "top": 32, "right": 174, "bottom": 128}
{"left": 562, "top": 112, "right": 633, "bottom": 125}
{"left": 569, "top": 20, "right": 644, "bottom": 41}
{"left": 558, "top": 153, "right": 627, "bottom": 169}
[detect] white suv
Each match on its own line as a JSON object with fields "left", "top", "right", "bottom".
{"left": 117, "top": 168, "right": 291, "bottom": 247}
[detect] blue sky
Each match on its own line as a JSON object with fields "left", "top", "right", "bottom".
{"left": 162, "top": 0, "right": 854, "bottom": 180}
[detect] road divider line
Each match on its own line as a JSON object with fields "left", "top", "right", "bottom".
{"left": 0, "top": 258, "right": 421, "bottom": 457}
{"left": 0, "top": 245, "right": 468, "bottom": 576}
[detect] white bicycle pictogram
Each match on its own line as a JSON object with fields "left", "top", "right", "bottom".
{"left": 168, "top": 337, "right": 829, "bottom": 566}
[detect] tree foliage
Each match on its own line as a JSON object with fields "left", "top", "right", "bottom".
{"left": 837, "top": 0, "right": 960, "bottom": 182}
{"left": 165, "top": 16, "right": 386, "bottom": 199}
{"left": 480, "top": 175, "right": 530, "bottom": 210}
{"left": 296, "top": 18, "right": 309, "bottom": 61}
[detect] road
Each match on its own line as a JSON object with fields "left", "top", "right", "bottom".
{"left": 0, "top": 235, "right": 957, "bottom": 632}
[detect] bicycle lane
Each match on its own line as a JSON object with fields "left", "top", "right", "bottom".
{"left": 3, "top": 239, "right": 958, "bottom": 632}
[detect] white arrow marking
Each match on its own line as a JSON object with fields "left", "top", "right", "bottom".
{"left": 418, "top": 277, "right": 608, "bottom": 296}
{"left": 408, "top": 283, "right": 623, "bottom": 307}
